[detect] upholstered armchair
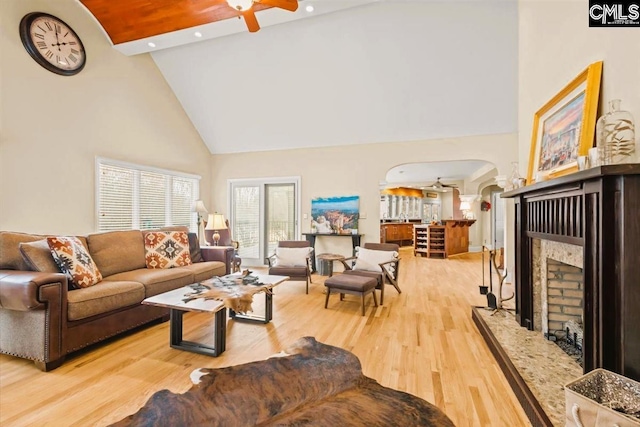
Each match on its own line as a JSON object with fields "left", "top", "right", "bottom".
{"left": 266, "top": 240, "right": 313, "bottom": 294}
{"left": 337, "top": 243, "right": 401, "bottom": 305}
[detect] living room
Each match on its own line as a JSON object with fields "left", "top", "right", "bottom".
{"left": 1, "top": 0, "right": 639, "bottom": 425}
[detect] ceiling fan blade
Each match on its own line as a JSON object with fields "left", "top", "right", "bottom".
{"left": 258, "top": 0, "right": 298, "bottom": 12}
{"left": 242, "top": 9, "right": 260, "bottom": 32}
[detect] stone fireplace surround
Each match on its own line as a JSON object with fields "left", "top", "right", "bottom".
{"left": 533, "top": 239, "right": 583, "bottom": 339}
{"left": 474, "top": 164, "right": 640, "bottom": 426}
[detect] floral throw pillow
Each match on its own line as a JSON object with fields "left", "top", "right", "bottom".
{"left": 144, "top": 231, "right": 192, "bottom": 269}
{"left": 47, "top": 236, "right": 103, "bottom": 289}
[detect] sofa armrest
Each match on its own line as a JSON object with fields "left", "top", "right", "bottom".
{"left": 0, "top": 270, "right": 68, "bottom": 311}
{"left": 200, "top": 247, "right": 234, "bottom": 275}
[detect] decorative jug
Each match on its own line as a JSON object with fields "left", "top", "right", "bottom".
{"left": 596, "top": 99, "right": 636, "bottom": 165}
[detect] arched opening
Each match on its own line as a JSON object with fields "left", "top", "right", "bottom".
{"left": 379, "top": 160, "right": 503, "bottom": 257}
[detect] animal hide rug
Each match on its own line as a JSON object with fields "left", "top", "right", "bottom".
{"left": 110, "top": 336, "right": 454, "bottom": 426}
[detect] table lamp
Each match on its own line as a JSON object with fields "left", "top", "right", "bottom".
{"left": 205, "top": 213, "right": 227, "bottom": 246}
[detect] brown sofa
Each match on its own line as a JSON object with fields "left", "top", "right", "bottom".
{"left": 0, "top": 230, "right": 233, "bottom": 371}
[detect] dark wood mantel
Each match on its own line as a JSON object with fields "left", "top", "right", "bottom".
{"left": 501, "top": 164, "right": 640, "bottom": 381}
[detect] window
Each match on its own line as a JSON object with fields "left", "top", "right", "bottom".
{"left": 96, "top": 158, "right": 200, "bottom": 232}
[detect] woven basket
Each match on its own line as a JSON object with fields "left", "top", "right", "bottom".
{"left": 565, "top": 369, "right": 640, "bottom": 427}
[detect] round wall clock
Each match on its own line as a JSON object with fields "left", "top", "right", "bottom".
{"left": 19, "top": 12, "right": 86, "bottom": 76}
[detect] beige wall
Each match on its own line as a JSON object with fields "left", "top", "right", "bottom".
{"left": 511, "top": 0, "right": 640, "bottom": 282}
{"left": 0, "top": 0, "right": 210, "bottom": 235}
{"left": 211, "top": 133, "right": 518, "bottom": 256}
{"left": 518, "top": 0, "right": 640, "bottom": 174}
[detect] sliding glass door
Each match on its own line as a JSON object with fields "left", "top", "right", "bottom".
{"left": 229, "top": 178, "right": 300, "bottom": 266}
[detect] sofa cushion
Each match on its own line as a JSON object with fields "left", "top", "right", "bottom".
{"left": 143, "top": 231, "right": 192, "bottom": 269}
{"left": 0, "top": 232, "right": 47, "bottom": 270}
{"left": 19, "top": 239, "right": 59, "bottom": 273}
{"left": 48, "top": 237, "right": 103, "bottom": 289}
{"left": 187, "top": 233, "right": 203, "bottom": 263}
{"left": 67, "top": 280, "right": 145, "bottom": 321}
{"left": 105, "top": 268, "right": 194, "bottom": 297}
{"left": 179, "top": 261, "right": 225, "bottom": 282}
{"left": 87, "top": 230, "right": 146, "bottom": 277}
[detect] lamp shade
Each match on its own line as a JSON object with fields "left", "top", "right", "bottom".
{"left": 193, "top": 200, "right": 208, "bottom": 215}
{"left": 459, "top": 202, "right": 472, "bottom": 211}
{"left": 205, "top": 213, "right": 227, "bottom": 231}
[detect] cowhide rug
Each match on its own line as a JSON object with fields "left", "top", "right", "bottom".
{"left": 110, "top": 337, "right": 455, "bottom": 426}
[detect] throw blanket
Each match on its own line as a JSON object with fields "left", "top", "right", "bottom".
{"left": 111, "top": 337, "right": 454, "bottom": 426}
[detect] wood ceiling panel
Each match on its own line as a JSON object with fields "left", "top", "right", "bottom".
{"left": 79, "top": 0, "right": 278, "bottom": 44}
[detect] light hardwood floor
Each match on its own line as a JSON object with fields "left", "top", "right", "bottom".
{"left": 0, "top": 249, "right": 530, "bottom": 426}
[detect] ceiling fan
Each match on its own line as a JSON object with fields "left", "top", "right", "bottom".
{"left": 214, "top": 0, "right": 299, "bottom": 33}
{"left": 428, "top": 177, "right": 458, "bottom": 190}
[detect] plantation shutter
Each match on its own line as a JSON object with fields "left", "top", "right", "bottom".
{"left": 96, "top": 158, "right": 200, "bottom": 232}
{"left": 98, "top": 164, "right": 134, "bottom": 231}
{"left": 139, "top": 171, "right": 166, "bottom": 230}
{"left": 172, "top": 177, "right": 196, "bottom": 229}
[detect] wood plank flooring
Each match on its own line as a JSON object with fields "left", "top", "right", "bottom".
{"left": 0, "top": 249, "right": 530, "bottom": 426}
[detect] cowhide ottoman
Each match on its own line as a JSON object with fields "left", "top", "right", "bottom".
{"left": 111, "top": 337, "right": 454, "bottom": 427}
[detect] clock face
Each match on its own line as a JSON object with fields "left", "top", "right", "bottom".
{"left": 19, "top": 12, "right": 86, "bottom": 76}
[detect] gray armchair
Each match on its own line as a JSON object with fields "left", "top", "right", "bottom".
{"left": 266, "top": 240, "right": 313, "bottom": 294}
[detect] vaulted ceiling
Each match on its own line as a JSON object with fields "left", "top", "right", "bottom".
{"left": 80, "top": 1, "right": 519, "bottom": 161}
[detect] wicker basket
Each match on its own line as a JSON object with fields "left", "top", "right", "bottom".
{"left": 565, "top": 369, "right": 640, "bottom": 426}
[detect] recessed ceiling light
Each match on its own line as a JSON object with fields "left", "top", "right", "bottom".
{"left": 194, "top": 32, "right": 202, "bottom": 38}
{"left": 305, "top": 5, "right": 314, "bottom": 12}
{"left": 148, "top": 42, "right": 156, "bottom": 48}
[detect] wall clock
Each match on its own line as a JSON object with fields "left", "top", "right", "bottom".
{"left": 19, "top": 12, "right": 86, "bottom": 76}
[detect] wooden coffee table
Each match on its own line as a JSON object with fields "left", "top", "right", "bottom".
{"left": 142, "top": 274, "right": 289, "bottom": 357}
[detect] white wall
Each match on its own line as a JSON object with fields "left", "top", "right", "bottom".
{"left": 518, "top": 0, "right": 640, "bottom": 175}
{"left": 211, "top": 132, "right": 518, "bottom": 256}
{"left": 152, "top": 1, "right": 518, "bottom": 154}
{"left": 0, "top": 0, "right": 211, "bottom": 235}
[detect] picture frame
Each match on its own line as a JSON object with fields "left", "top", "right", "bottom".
{"left": 526, "top": 61, "right": 602, "bottom": 184}
{"left": 425, "top": 192, "right": 438, "bottom": 198}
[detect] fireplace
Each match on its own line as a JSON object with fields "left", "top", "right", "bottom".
{"left": 531, "top": 240, "right": 583, "bottom": 340}
{"left": 490, "top": 164, "right": 640, "bottom": 425}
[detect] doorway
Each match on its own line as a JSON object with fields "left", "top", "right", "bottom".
{"left": 228, "top": 177, "right": 300, "bottom": 266}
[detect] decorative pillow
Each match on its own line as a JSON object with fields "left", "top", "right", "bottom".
{"left": 19, "top": 239, "right": 60, "bottom": 273}
{"left": 47, "top": 236, "right": 103, "bottom": 289}
{"left": 274, "top": 247, "right": 313, "bottom": 267}
{"left": 144, "top": 231, "right": 192, "bottom": 269}
{"left": 353, "top": 247, "right": 398, "bottom": 277}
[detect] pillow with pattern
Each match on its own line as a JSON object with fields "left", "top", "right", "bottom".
{"left": 47, "top": 236, "right": 103, "bottom": 289}
{"left": 144, "top": 231, "right": 192, "bottom": 269}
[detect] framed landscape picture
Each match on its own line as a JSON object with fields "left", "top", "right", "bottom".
{"left": 527, "top": 61, "right": 602, "bottom": 184}
{"left": 311, "top": 196, "right": 359, "bottom": 234}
